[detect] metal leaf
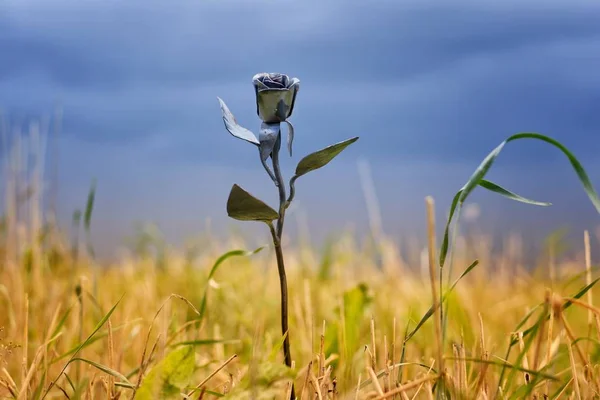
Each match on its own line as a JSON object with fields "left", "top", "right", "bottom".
{"left": 285, "top": 121, "right": 294, "bottom": 157}
{"left": 226, "top": 184, "right": 279, "bottom": 222}
{"left": 294, "top": 137, "right": 359, "bottom": 178}
{"left": 259, "top": 123, "right": 280, "bottom": 162}
{"left": 217, "top": 97, "right": 259, "bottom": 146}
{"left": 258, "top": 123, "right": 280, "bottom": 184}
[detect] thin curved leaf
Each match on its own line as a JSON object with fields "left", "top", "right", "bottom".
{"left": 43, "top": 295, "right": 124, "bottom": 399}
{"left": 439, "top": 132, "right": 600, "bottom": 270}
{"left": 479, "top": 179, "right": 551, "bottom": 206}
{"left": 446, "top": 357, "right": 558, "bottom": 381}
{"left": 294, "top": 137, "right": 359, "bottom": 177}
{"left": 226, "top": 184, "right": 278, "bottom": 222}
{"left": 171, "top": 339, "right": 241, "bottom": 347}
{"left": 69, "top": 358, "right": 132, "bottom": 387}
{"left": 198, "top": 247, "right": 264, "bottom": 321}
{"left": 84, "top": 179, "right": 96, "bottom": 233}
{"left": 459, "top": 142, "right": 505, "bottom": 203}
{"left": 217, "top": 97, "right": 259, "bottom": 146}
{"left": 505, "top": 133, "right": 600, "bottom": 212}
{"left": 404, "top": 259, "right": 479, "bottom": 342}
{"left": 439, "top": 191, "right": 462, "bottom": 269}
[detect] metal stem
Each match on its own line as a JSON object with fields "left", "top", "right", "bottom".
{"left": 269, "top": 132, "right": 295, "bottom": 399}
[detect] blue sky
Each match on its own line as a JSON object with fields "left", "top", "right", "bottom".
{"left": 1, "top": 0, "right": 600, "bottom": 257}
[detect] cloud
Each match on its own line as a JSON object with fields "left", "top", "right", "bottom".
{"left": 2, "top": 0, "right": 600, "bottom": 256}
{"left": 1, "top": 0, "right": 598, "bottom": 159}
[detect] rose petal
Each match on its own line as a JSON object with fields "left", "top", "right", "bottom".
{"left": 256, "top": 89, "right": 294, "bottom": 123}
{"left": 265, "top": 80, "right": 285, "bottom": 89}
{"left": 288, "top": 77, "right": 300, "bottom": 89}
{"left": 254, "top": 80, "right": 270, "bottom": 90}
{"left": 252, "top": 72, "right": 269, "bottom": 84}
{"left": 287, "top": 79, "right": 300, "bottom": 117}
{"left": 217, "top": 97, "right": 259, "bottom": 146}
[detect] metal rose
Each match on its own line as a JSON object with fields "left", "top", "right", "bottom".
{"left": 252, "top": 73, "right": 300, "bottom": 124}
{"left": 218, "top": 73, "right": 300, "bottom": 186}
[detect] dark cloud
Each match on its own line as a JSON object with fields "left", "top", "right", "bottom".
{"left": 1, "top": 0, "right": 598, "bottom": 165}
{"left": 1, "top": 0, "right": 600, "bottom": 256}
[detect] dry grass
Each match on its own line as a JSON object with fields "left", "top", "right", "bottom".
{"left": 1, "top": 222, "right": 600, "bottom": 399}
{"left": 2, "top": 123, "right": 600, "bottom": 399}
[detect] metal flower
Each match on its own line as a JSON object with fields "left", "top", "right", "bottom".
{"left": 252, "top": 72, "right": 300, "bottom": 124}
{"left": 218, "top": 72, "right": 300, "bottom": 186}
{"left": 253, "top": 72, "right": 299, "bottom": 159}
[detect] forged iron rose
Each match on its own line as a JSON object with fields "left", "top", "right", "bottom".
{"left": 218, "top": 72, "right": 300, "bottom": 186}
{"left": 218, "top": 74, "right": 360, "bottom": 400}
{"left": 253, "top": 73, "right": 300, "bottom": 124}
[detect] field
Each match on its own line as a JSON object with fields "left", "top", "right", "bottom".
{"left": 1, "top": 210, "right": 600, "bottom": 399}
{"left": 2, "top": 131, "right": 600, "bottom": 399}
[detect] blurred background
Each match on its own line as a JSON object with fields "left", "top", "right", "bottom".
{"left": 1, "top": 0, "right": 599, "bottom": 260}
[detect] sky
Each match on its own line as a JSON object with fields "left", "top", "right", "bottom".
{"left": 1, "top": 0, "right": 600, "bottom": 259}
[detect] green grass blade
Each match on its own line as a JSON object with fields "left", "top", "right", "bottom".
{"left": 405, "top": 260, "right": 479, "bottom": 342}
{"left": 198, "top": 247, "right": 264, "bottom": 322}
{"left": 441, "top": 131, "right": 600, "bottom": 274}
{"left": 562, "top": 277, "right": 600, "bottom": 312}
{"left": 571, "top": 336, "right": 600, "bottom": 347}
{"left": 438, "top": 191, "right": 462, "bottom": 269}
{"left": 505, "top": 301, "right": 549, "bottom": 393}
{"left": 84, "top": 179, "right": 96, "bottom": 233}
{"left": 549, "top": 378, "right": 572, "bottom": 400}
{"left": 64, "top": 373, "right": 76, "bottom": 392}
{"left": 42, "top": 294, "right": 124, "bottom": 399}
{"left": 170, "top": 339, "right": 241, "bottom": 347}
{"left": 446, "top": 357, "right": 559, "bottom": 381}
{"left": 268, "top": 331, "right": 289, "bottom": 362}
{"left": 561, "top": 267, "right": 600, "bottom": 290}
{"left": 69, "top": 357, "right": 133, "bottom": 387}
{"left": 50, "top": 305, "right": 74, "bottom": 339}
{"left": 51, "top": 319, "right": 138, "bottom": 363}
{"left": 459, "top": 142, "right": 506, "bottom": 203}
{"left": 512, "top": 304, "right": 544, "bottom": 342}
{"left": 84, "top": 179, "right": 97, "bottom": 258}
{"left": 31, "top": 370, "right": 47, "bottom": 400}
{"left": 115, "top": 382, "right": 136, "bottom": 389}
{"left": 504, "top": 132, "right": 600, "bottom": 213}
{"left": 397, "top": 320, "right": 411, "bottom": 384}
{"left": 492, "top": 296, "right": 543, "bottom": 392}
{"left": 478, "top": 179, "right": 551, "bottom": 206}
{"left": 516, "top": 277, "right": 600, "bottom": 343}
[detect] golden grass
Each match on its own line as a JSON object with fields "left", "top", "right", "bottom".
{"left": 1, "top": 228, "right": 600, "bottom": 399}
{"left": 2, "top": 123, "right": 600, "bottom": 399}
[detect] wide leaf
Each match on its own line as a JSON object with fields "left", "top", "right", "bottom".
{"left": 227, "top": 184, "right": 278, "bottom": 222}
{"left": 294, "top": 137, "right": 359, "bottom": 177}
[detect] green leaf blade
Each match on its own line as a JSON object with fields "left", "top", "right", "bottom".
{"left": 84, "top": 179, "right": 96, "bottom": 232}
{"left": 226, "top": 184, "right": 278, "bottom": 222}
{"left": 198, "top": 247, "right": 264, "bottom": 321}
{"left": 505, "top": 132, "right": 600, "bottom": 213}
{"left": 404, "top": 260, "right": 479, "bottom": 342}
{"left": 478, "top": 179, "right": 551, "bottom": 206}
{"left": 294, "top": 137, "right": 359, "bottom": 177}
